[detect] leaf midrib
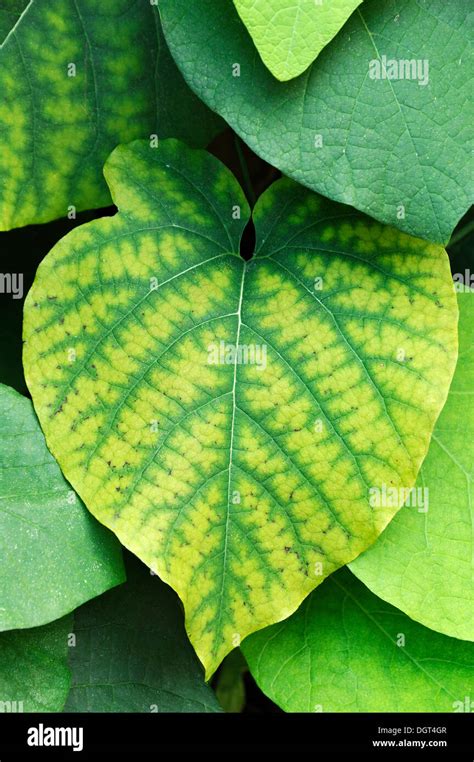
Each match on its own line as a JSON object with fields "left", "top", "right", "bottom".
{"left": 213, "top": 261, "right": 247, "bottom": 658}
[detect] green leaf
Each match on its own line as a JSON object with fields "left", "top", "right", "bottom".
{"left": 0, "top": 615, "right": 72, "bottom": 712}
{"left": 0, "top": 383, "right": 125, "bottom": 631}
{"left": 233, "top": 0, "right": 362, "bottom": 81}
{"left": 0, "top": 0, "right": 223, "bottom": 232}
{"left": 23, "top": 139, "right": 458, "bottom": 677}
{"left": 242, "top": 569, "right": 474, "bottom": 712}
{"left": 350, "top": 291, "right": 473, "bottom": 641}
{"left": 160, "top": 0, "right": 474, "bottom": 243}
{"left": 65, "top": 555, "right": 222, "bottom": 712}
{"left": 0, "top": 0, "right": 29, "bottom": 44}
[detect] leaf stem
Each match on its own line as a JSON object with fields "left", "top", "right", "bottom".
{"left": 234, "top": 134, "right": 256, "bottom": 208}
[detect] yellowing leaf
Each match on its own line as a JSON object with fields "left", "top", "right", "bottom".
{"left": 234, "top": 0, "right": 362, "bottom": 81}
{"left": 351, "top": 291, "right": 474, "bottom": 640}
{"left": 23, "top": 139, "right": 458, "bottom": 677}
{"left": 0, "top": 1, "right": 222, "bottom": 231}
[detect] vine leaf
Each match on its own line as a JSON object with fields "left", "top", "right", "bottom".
{"left": 233, "top": 0, "right": 362, "bottom": 81}
{"left": 351, "top": 291, "right": 474, "bottom": 641}
{"left": 160, "top": 0, "right": 473, "bottom": 243}
{"left": 0, "top": 0, "right": 222, "bottom": 231}
{"left": 24, "top": 139, "right": 458, "bottom": 677}
{"left": 0, "top": 383, "right": 124, "bottom": 631}
{"left": 242, "top": 569, "right": 474, "bottom": 712}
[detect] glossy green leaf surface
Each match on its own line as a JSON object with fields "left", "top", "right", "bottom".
{"left": 65, "top": 555, "right": 222, "bottom": 713}
{"left": 243, "top": 569, "right": 474, "bottom": 712}
{"left": 351, "top": 291, "right": 474, "bottom": 641}
{"left": 160, "top": 0, "right": 473, "bottom": 243}
{"left": 0, "top": 0, "right": 223, "bottom": 231}
{"left": 23, "top": 139, "right": 457, "bottom": 677}
{"left": 0, "top": 383, "right": 124, "bottom": 631}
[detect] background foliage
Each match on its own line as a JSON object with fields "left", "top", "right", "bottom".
{"left": 0, "top": 0, "right": 472, "bottom": 715}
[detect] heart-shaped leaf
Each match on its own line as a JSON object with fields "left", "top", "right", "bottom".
{"left": 351, "top": 290, "right": 474, "bottom": 641}
{"left": 233, "top": 0, "right": 362, "bottom": 81}
{"left": 0, "top": 383, "right": 124, "bottom": 631}
{"left": 0, "top": 0, "right": 223, "bottom": 231}
{"left": 65, "top": 554, "right": 222, "bottom": 713}
{"left": 242, "top": 569, "right": 474, "bottom": 712}
{"left": 0, "top": 615, "right": 72, "bottom": 712}
{"left": 160, "top": 0, "right": 473, "bottom": 243}
{"left": 23, "top": 139, "right": 458, "bottom": 677}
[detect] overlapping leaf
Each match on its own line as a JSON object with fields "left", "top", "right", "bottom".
{"left": 242, "top": 569, "right": 474, "bottom": 712}
{"left": 0, "top": 0, "right": 222, "bottom": 231}
{"left": 160, "top": 0, "right": 473, "bottom": 243}
{"left": 65, "top": 555, "right": 222, "bottom": 713}
{"left": 0, "top": 384, "right": 124, "bottom": 630}
{"left": 351, "top": 291, "right": 474, "bottom": 640}
{"left": 0, "top": 615, "right": 72, "bottom": 712}
{"left": 23, "top": 139, "right": 458, "bottom": 677}
{"left": 233, "top": 0, "right": 362, "bottom": 81}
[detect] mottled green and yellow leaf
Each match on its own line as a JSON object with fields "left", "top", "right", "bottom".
{"left": 351, "top": 291, "right": 474, "bottom": 641}
{"left": 0, "top": 0, "right": 222, "bottom": 231}
{"left": 24, "top": 139, "right": 458, "bottom": 676}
